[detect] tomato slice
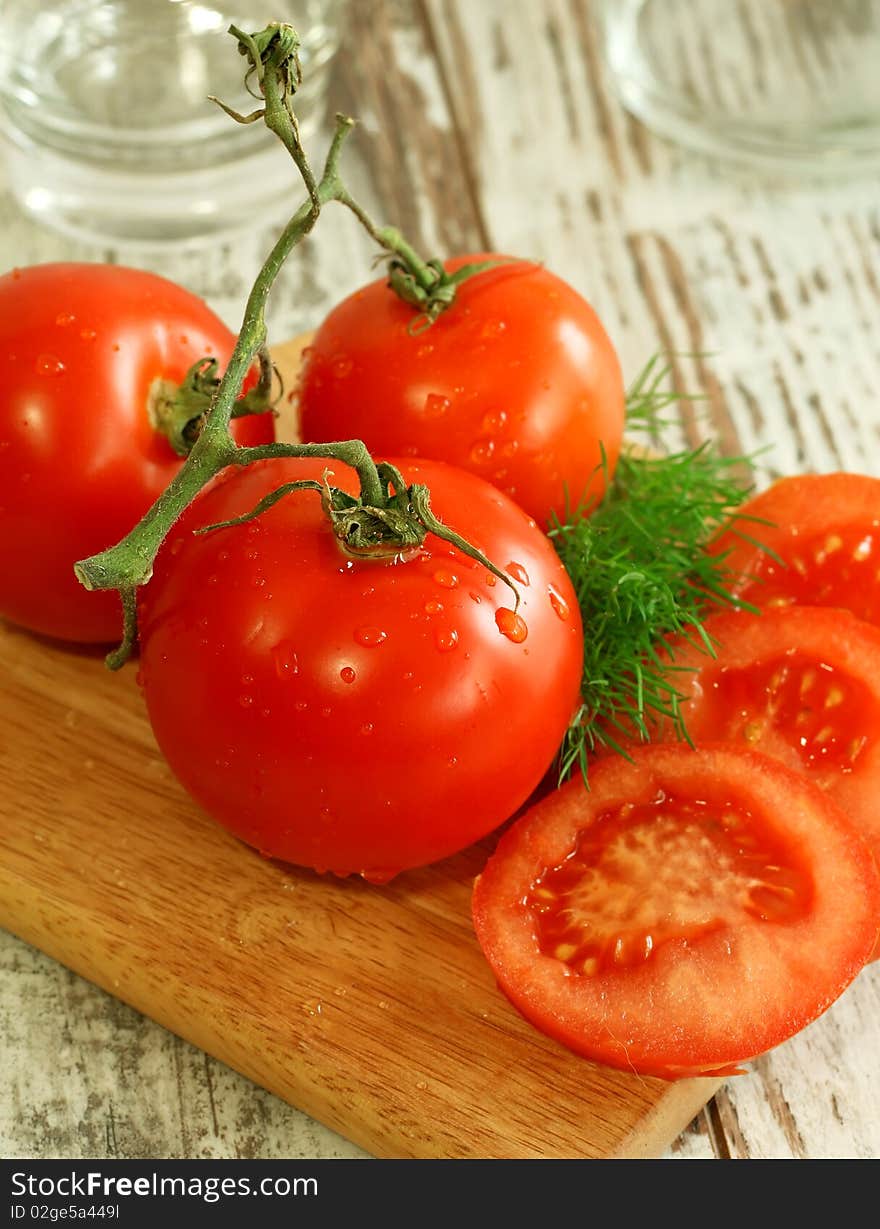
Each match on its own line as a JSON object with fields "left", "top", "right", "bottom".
{"left": 657, "top": 606, "right": 880, "bottom": 876}
{"left": 472, "top": 744, "right": 879, "bottom": 1080}
{"left": 711, "top": 473, "right": 880, "bottom": 625}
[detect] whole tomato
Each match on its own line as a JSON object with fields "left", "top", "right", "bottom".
{"left": 296, "top": 255, "right": 626, "bottom": 529}
{"left": 136, "top": 456, "right": 584, "bottom": 880}
{"left": 0, "top": 262, "right": 274, "bottom": 644}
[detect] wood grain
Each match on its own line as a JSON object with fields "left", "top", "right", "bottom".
{"left": 0, "top": 612, "right": 721, "bottom": 1159}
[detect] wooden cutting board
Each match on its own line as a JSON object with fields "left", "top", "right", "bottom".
{"left": 0, "top": 337, "right": 722, "bottom": 1159}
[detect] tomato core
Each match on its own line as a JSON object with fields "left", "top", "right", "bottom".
{"left": 699, "top": 651, "right": 872, "bottom": 776}
{"left": 528, "top": 791, "right": 812, "bottom": 976}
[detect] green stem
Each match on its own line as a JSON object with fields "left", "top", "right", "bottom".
{"left": 73, "top": 22, "right": 519, "bottom": 668}
{"left": 233, "top": 439, "right": 386, "bottom": 507}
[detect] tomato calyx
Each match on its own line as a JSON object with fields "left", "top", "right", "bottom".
{"left": 149, "top": 350, "right": 279, "bottom": 458}
{"left": 387, "top": 255, "right": 514, "bottom": 333}
{"left": 197, "top": 458, "right": 523, "bottom": 607}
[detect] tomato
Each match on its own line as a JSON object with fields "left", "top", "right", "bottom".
{"left": 472, "top": 743, "right": 880, "bottom": 1080}
{"left": 711, "top": 472, "right": 880, "bottom": 624}
{"left": 136, "top": 456, "right": 584, "bottom": 880}
{"left": 654, "top": 606, "right": 880, "bottom": 879}
{"left": 0, "top": 262, "right": 274, "bottom": 644}
{"left": 295, "top": 255, "right": 626, "bottom": 528}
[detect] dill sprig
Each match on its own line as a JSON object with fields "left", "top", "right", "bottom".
{"left": 550, "top": 358, "right": 758, "bottom": 784}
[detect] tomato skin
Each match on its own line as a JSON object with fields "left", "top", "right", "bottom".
{"left": 296, "top": 255, "right": 626, "bottom": 528}
{"left": 472, "top": 744, "right": 880, "bottom": 1080}
{"left": 711, "top": 472, "right": 880, "bottom": 624}
{"left": 0, "top": 262, "right": 274, "bottom": 644}
{"left": 656, "top": 606, "right": 880, "bottom": 875}
{"left": 136, "top": 456, "right": 584, "bottom": 879}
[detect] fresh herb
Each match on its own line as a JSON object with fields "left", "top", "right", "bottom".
{"left": 551, "top": 358, "right": 760, "bottom": 783}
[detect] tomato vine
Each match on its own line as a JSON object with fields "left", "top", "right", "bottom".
{"left": 73, "top": 22, "right": 521, "bottom": 668}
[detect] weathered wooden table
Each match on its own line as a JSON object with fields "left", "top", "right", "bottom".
{"left": 2, "top": 0, "right": 878, "bottom": 1161}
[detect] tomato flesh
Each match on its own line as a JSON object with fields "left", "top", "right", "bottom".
{"left": 296, "top": 254, "right": 626, "bottom": 528}
{"left": 472, "top": 744, "right": 880, "bottom": 1080}
{"left": 703, "top": 652, "right": 869, "bottom": 775}
{"left": 712, "top": 473, "right": 880, "bottom": 625}
{"left": 530, "top": 791, "right": 812, "bottom": 979}
{"left": 657, "top": 607, "right": 880, "bottom": 868}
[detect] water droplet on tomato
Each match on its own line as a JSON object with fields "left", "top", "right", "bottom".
{"left": 548, "top": 585, "right": 571, "bottom": 621}
{"left": 485, "top": 573, "right": 497, "bottom": 587}
{"left": 238, "top": 694, "right": 254, "bottom": 708}
{"left": 240, "top": 674, "right": 254, "bottom": 686}
{"left": 480, "top": 319, "right": 507, "bottom": 339}
{"left": 424, "top": 599, "right": 444, "bottom": 615}
{"left": 363, "top": 870, "right": 395, "bottom": 886}
{"left": 340, "top": 666, "right": 357, "bottom": 684}
{"left": 469, "top": 438, "right": 495, "bottom": 466}
{"left": 333, "top": 356, "right": 353, "bottom": 378}
{"left": 355, "top": 626, "right": 387, "bottom": 648}
{"left": 34, "top": 354, "right": 65, "bottom": 377}
{"left": 80, "top": 328, "right": 97, "bottom": 342}
{"left": 423, "top": 392, "right": 451, "bottom": 417}
{"left": 180, "top": 334, "right": 189, "bottom": 345}
{"left": 507, "top": 561, "right": 530, "bottom": 586}
{"left": 435, "top": 627, "right": 459, "bottom": 652}
{"left": 55, "top": 312, "right": 75, "bottom": 326}
{"left": 361, "top": 722, "right": 374, "bottom": 736}
{"left": 482, "top": 409, "right": 508, "bottom": 432}
{"left": 272, "top": 641, "right": 299, "bottom": 678}
{"left": 433, "top": 569, "right": 459, "bottom": 589}
{"left": 495, "top": 608, "right": 528, "bottom": 643}
{"left": 468, "top": 591, "right": 482, "bottom": 604}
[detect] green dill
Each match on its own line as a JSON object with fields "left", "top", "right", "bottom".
{"left": 549, "top": 358, "right": 760, "bottom": 784}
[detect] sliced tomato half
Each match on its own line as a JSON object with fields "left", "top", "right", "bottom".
{"left": 657, "top": 606, "right": 880, "bottom": 875}
{"left": 710, "top": 473, "right": 880, "bottom": 625}
{"left": 472, "top": 744, "right": 879, "bottom": 1080}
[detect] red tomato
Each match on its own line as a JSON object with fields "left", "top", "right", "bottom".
{"left": 295, "top": 255, "right": 626, "bottom": 528}
{"left": 472, "top": 743, "right": 880, "bottom": 1080}
{"left": 0, "top": 262, "right": 274, "bottom": 644}
{"left": 136, "top": 456, "right": 584, "bottom": 880}
{"left": 711, "top": 472, "right": 880, "bottom": 624}
{"left": 655, "top": 606, "right": 880, "bottom": 879}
